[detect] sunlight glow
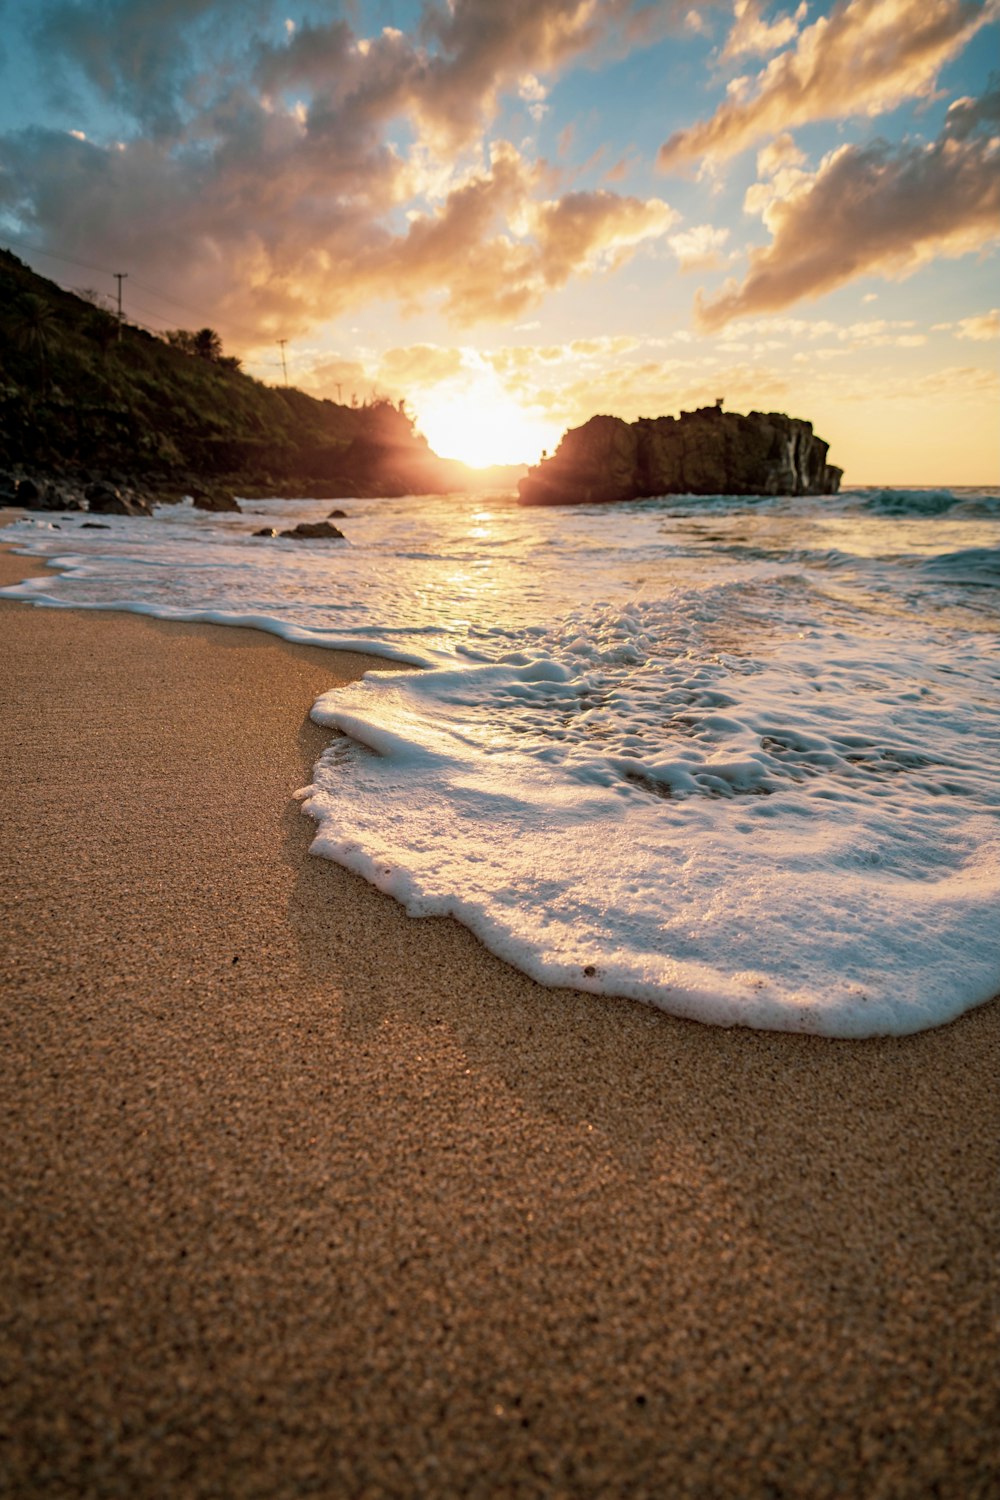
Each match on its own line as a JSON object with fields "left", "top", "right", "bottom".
{"left": 412, "top": 376, "right": 562, "bottom": 468}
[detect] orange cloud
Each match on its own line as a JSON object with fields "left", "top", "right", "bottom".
{"left": 1, "top": 116, "right": 674, "bottom": 341}
{"left": 720, "top": 0, "right": 807, "bottom": 61}
{"left": 696, "top": 92, "right": 1000, "bottom": 328}
{"left": 363, "top": 144, "right": 676, "bottom": 322}
{"left": 379, "top": 344, "right": 468, "bottom": 387}
{"left": 255, "top": 0, "right": 665, "bottom": 150}
{"left": 3, "top": 1, "right": 686, "bottom": 346}
{"left": 659, "top": 0, "right": 995, "bottom": 171}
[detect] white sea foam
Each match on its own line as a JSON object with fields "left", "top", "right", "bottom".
{"left": 4, "top": 487, "right": 999, "bottom": 1034}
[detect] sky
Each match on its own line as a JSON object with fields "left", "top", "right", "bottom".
{"left": 0, "top": 0, "right": 997, "bottom": 481}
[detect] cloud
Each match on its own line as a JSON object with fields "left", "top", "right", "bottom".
{"left": 830, "top": 363, "right": 999, "bottom": 401}
{"left": 954, "top": 308, "right": 1000, "bottom": 339}
{"left": 0, "top": 3, "right": 680, "bottom": 342}
{"left": 668, "top": 223, "right": 733, "bottom": 270}
{"left": 695, "top": 89, "right": 1000, "bottom": 328}
{"left": 659, "top": 0, "right": 996, "bottom": 171}
{"left": 755, "top": 131, "right": 805, "bottom": 177}
{"left": 32, "top": 0, "right": 256, "bottom": 137}
{"left": 414, "top": 154, "right": 671, "bottom": 317}
{"left": 290, "top": 355, "right": 370, "bottom": 401}
{"left": 711, "top": 313, "right": 932, "bottom": 347}
{"left": 720, "top": 0, "right": 807, "bottom": 61}
{"left": 529, "top": 186, "right": 678, "bottom": 284}
{"left": 379, "top": 344, "right": 468, "bottom": 387}
{"left": 253, "top": 0, "right": 668, "bottom": 151}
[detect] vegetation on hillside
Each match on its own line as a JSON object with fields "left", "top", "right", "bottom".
{"left": 0, "top": 248, "right": 460, "bottom": 495}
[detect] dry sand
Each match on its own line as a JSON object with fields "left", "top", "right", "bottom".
{"left": 0, "top": 529, "right": 997, "bottom": 1498}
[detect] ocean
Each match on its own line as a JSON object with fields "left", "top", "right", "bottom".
{"left": 4, "top": 484, "right": 998, "bottom": 1037}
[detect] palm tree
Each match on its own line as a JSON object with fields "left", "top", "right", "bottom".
{"left": 192, "top": 327, "right": 223, "bottom": 362}
{"left": 10, "top": 294, "right": 57, "bottom": 396}
{"left": 167, "top": 327, "right": 224, "bottom": 362}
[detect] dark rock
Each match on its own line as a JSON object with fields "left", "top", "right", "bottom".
{"left": 81, "top": 522, "right": 111, "bottom": 529}
{"left": 252, "top": 527, "right": 278, "bottom": 538}
{"left": 86, "top": 481, "right": 153, "bottom": 518}
{"left": 15, "top": 477, "right": 40, "bottom": 506}
{"left": 85, "top": 481, "right": 121, "bottom": 505}
{"left": 190, "top": 486, "right": 242, "bottom": 513}
{"left": 40, "top": 483, "right": 69, "bottom": 511}
{"left": 327, "top": 508, "right": 347, "bottom": 518}
{"left": 20, "top": 480, "right": 80, "bottom": 511}
{"left": 519, "top": 406, "right": 843, "bottom": 506}
{"left": 278, "top": 521, "right": 345, "bottom": 540}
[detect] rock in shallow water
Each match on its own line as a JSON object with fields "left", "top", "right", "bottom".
{"left": 519, "top": 405, "right": 843, "bottom": 505}
{"left": 85, "top": 482, "right": 153, "bottom": 518}
{"left": 278, "top": 521, "right": 345, "bottom": 540}
{"left": 190, "top": 486, "right": 241, "bottom": 513}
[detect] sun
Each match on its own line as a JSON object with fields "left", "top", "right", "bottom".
{"left": 412, "top": 378, "right": 562, "bottom": 468}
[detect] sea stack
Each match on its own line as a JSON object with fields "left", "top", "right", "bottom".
{"left": 518, "top": 406, "right": 843, "bottom": 505}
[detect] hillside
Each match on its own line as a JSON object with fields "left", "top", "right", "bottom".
{"left": 0, "top": 248, "right": 471, "bottom": 498}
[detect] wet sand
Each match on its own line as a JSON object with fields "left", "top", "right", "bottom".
{"left": 1, "top": 531, "right": 997, "bottom": 1497}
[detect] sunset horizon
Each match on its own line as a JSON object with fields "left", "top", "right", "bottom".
{"left": 1, "top": 0, "right": 997, "bottom": 481}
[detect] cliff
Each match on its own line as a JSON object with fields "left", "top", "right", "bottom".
{"left": 518, "top": 406, "right": 842, "bottom": 506}
{"left": 0, "top": 248, "right": 472, "bottom": 498}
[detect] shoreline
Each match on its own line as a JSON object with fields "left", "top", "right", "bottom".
{"left": 1, "top": 527, "right": 998, "bottom": 1495}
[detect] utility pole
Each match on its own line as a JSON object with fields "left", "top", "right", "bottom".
{"left": 277, "top": 338, "right": 289, "bottom": 385}
{"left": 113, "top": 272, "right": 128, "bottom": 341}
{"left": 336, "top": 383, "right": 342, "bottom": 403}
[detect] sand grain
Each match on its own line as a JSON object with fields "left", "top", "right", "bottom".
{"left": 1, "top": 535, "right": 997, "bottom": 1498}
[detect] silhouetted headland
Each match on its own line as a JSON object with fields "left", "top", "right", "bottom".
{"left": 518, "top": 406, "right": 842, "bottom": 506}
{"left": 0, "top": 248, "right": 514, "bottom": 509}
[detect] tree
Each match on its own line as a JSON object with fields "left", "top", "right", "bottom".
{"left": 10, "top": 294, "right": 57, "bottom": 395}
{"left": 193, "top": 327, "right": 223, "bottom": 362}
{"left": 165, "top": 327, "right": 226, "bottom": 363}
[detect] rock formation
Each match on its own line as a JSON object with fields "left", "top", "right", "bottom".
{"left": 85, "top": 481, "right": 154, "bottom": 518}
{"left": 190, "top": 485, "right": 241, "bottom": 513}
{"left": 518, "top": 406, "right": 842, "bottom": 506}
{"left": 278, "top": 521, "right": 345, "bottom": 541}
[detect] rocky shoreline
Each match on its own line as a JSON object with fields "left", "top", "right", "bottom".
{"left": 519, "top": 406, "right": 843, "bottom": 505}
{"left": 2, "top": 468, "right": 244, "bottom": 519}
{"left": 2, "top": 472, "right": 358, "bottom": 546}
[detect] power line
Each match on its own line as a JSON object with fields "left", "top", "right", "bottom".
{"left": 1, "top": 233, "right": 117, "bottom": 279}
{"left": 2, "top": 234, "right": 361, "bottom": 389}
{"left": 1, "top": 231, "right": 291, "bottom": 354}
{"left": 0, "top": 243, "right": 289, "bottom": 370}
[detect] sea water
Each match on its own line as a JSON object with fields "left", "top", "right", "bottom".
{"left": 4, "top": 485, "right": 998, "bottom": 1035}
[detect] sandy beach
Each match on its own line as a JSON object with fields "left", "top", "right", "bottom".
{"left": 1, "top": 530, "right": 997, "bottom": 1498}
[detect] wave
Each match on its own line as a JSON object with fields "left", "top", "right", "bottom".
{"left": 919, "top": 547, "right": 1000, "bottom": 589}
{"left": 856, "top": 487, "right": 1000, "bottom": 517}
{"left": 5, "top": 495, "right": 999, "bottom": 1037}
